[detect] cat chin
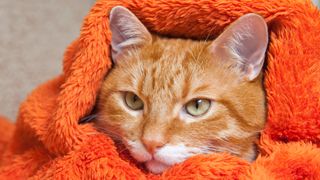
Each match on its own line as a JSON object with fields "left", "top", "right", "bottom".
{"left": 126, "top": 140, "right": 205, "bottom": 170}
{"left": 145, "top": 160, "right": 170, "bottom": 174}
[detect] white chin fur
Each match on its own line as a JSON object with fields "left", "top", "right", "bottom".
{"left": 127, "top": 140, "right": 205, "bottom": 173}
{"left": 145, "top": 160, "right": 170, "bottom": 174}
{"left": 154, "top": 144, "right": 204, "bottom": 166}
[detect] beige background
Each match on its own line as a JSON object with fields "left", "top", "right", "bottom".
{"left": 313, "top": 0, "right": 320, "bottom": 6}
{"left": 0, "top": 1, "right": 94, "bottom": 121}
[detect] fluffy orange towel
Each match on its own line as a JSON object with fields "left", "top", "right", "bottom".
{"left": 1, "top": 0, "right": 320, "bottom": 179}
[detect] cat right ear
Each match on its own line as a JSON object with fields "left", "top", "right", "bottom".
{"left": 109, "top": 6, "right": 152, "bottom": 62}
{"left": 210, "top": 13, "right": 268, "bottom": 81}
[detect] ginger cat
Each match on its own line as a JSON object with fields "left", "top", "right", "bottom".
{"left": 95, "top": 6, "right": 268, "bottom": 174}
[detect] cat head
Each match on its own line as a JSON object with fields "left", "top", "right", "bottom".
{"left": 96, "top": 6, "right": 268, "bottom": 174}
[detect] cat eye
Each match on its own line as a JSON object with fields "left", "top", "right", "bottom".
{"left": 124, "top": 92, "right": 144, "bottom": 110}
{"left": 185, "top": 99, "right": 211, "bottom": 117}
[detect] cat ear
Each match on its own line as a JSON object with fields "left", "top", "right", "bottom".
{"left": 109, "top": 6, "right": 152, "bottom": 62}
{"left": 210, "top": 13, "right": 268, "bottom": 81}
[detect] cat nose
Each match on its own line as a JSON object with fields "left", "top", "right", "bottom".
{"left": 142, "top": 137, "right": 167, "bottom": 154}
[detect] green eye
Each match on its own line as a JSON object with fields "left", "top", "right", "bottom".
{"left": 185, "top": 99, "right": 211, "bottom": 116}
{"left": 125, "top": 92, "right": 144, "bottom": 110}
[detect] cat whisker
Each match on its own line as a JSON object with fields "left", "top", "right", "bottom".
{"left": 97, "top": 130, "right": 122, "bottom": 139}
{"left": 87, "top": 127, "right": 129, "bottom": 154}
{"left": 85, "top": 131, "right": 124, "bottom": 146}
{"left": 117, "top": 146, "right": 130, "bottom": 154}
{"left": 96, "top": 115, "right": 127, "bottom": 123}
{"left": 202, "top": 146, "right": 240, "bottom": 156}
{"left": 95, "top": 127, "right": 123, "bottom": 139}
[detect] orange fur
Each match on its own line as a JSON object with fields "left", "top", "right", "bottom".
{"left": 0, "top": 0, "right": 320, "bottom": 179}
{"left": 96, "top": 35, "right": 266, "bottom": 167}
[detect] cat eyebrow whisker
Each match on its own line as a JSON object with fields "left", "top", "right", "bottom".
{"left": 194, "top": 25, "right": 217, "bottom": 66}
{"left": 203, "top": 25, "right": 215, "bottom": 43}
{"left": 187, "top": 48, "right": 197, "bottom": 62}
{"left": 128, "top": 45, "right": 140, "bottom": 59}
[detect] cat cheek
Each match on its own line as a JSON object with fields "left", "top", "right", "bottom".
{"left": 126, "top": 140, "right": 152, "bottom": 162}
{"left": 216, "top": 119, "right": 252, "bottom": 139}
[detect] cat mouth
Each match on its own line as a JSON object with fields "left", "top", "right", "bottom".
{"left": 145, "top": 159, "right": 171, "bottom": 174}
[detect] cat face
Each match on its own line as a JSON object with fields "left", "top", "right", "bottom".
{"left": 96, "top": 6, "right": 268, "bottom": 174}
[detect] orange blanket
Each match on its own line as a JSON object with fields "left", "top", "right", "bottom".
{"left": 1, "top": 0, "right": 320, "bottom": 179}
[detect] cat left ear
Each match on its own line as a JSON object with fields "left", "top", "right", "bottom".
{"left": 210, "top": 13, "right": 269, "bottom": 81}
{"left": 109, "top": 6, "right": 152, "bottom": 62}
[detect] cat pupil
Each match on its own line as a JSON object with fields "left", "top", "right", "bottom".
{"left": 195, "top": 100, "right": 200, "bottom": 109}
{"left": 133, "top": 95, "right": 138, "bottom": 102}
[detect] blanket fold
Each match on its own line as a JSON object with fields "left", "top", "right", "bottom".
{"left": 1, "top": 0, "right": 320, "bottom": 179}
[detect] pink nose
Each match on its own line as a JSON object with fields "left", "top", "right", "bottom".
{"left": 142, "top": 137, "right": 167, "bottom": 154}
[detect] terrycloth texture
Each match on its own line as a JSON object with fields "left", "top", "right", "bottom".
{"left": 0, "top": 117, "right": 14, "bottom": 156}
{"left": 1, "top": 0, "right": 320, "bottom": 179}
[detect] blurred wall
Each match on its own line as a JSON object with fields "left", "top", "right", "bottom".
{"left": 0, "top": 1, "right": 94, "bottom": 121}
